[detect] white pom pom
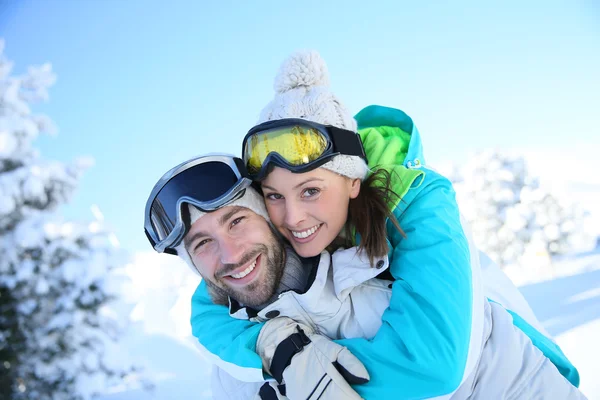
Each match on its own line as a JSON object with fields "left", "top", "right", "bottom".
{"left": 274, "top": 50, "right": 330, "bottom": 93}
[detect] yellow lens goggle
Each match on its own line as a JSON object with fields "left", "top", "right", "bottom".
{"left": 242, "top": 118, "right": 366, "bottom": 180}
{"left": 245, "top": 125, "right": 328, "bottom": 174}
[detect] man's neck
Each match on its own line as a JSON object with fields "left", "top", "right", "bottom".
{"left": 249, "top": 245, "right": 319, "bottom": 311}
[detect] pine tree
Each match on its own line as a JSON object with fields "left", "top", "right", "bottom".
{"left": 0, "top": 40, "right": 142, "bottom": 399}
{"left": 0, "top": 285, "right": 23, "bottom": 397}
{"left": 452, "top": 149, "right": 590, "bottom": 268}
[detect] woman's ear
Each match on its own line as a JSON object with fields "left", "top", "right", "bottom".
{"left": 349, "top": 178, "right": 361, "bottom": 199}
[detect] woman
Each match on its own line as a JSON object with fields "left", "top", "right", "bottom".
{"left": 190, "top": 51, "right": 581, "bottom": 398}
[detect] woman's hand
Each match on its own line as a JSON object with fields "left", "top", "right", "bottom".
{"left": 257, "top": 317, "right": 369, "bottom": 400}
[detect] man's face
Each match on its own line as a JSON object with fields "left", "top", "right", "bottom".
{"left": 184, "top": 205, "right": 285, "bottom": 307}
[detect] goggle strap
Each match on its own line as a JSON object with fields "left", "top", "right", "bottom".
{"left": 164, "top": 247, "right": 178, "bottom": 256}
{"left": 328, "top": 126, "right": 368, "bottom": 163}
{"left": 233, "top": 156, "right": 250, "bottom": 179}
{"left": 144, "top": 229, "right": 156, "bottom": 247}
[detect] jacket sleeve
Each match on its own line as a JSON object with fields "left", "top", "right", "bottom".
{"left": 211, "top": 365, "right": 267, "bottom": 400}
{"left": 191, "top": 280, "right": 266, "bottom": 382}
{"left": 335, "top": 170, "right": 480, "bottom": 399}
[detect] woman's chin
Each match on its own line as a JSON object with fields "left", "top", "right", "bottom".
{"left": 291, "top": 241, "right": 322, "bottom": 258}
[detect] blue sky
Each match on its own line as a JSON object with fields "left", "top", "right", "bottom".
{"left": 1, "top": 0, "right": 598, "bottom": 252}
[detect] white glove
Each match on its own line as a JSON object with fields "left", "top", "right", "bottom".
{"left": 257, "top": 317, "right": 369, "bottom": 400}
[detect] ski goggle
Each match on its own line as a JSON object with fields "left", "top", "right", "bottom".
{"left": 144, "top": 154, "right": 252, "bottom": 254}
{"left": 242, "top": 118, "right": 367, "bottom": 180}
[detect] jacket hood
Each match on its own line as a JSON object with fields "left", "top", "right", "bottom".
{"left": 354, "top": 105, "right": 425, "bottom": 169}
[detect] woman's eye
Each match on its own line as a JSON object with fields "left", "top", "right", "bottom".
{"left": 265, "top": 193, "right": 283, "bottom": 200}
{"left": 302, "top": 188, "right": 320, "bottom": 197}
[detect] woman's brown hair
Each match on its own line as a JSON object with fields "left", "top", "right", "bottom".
{"left": 342, "top": 168, "right": 405, "bottom": 266}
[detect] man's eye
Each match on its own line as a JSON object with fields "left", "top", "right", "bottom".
{"left": 231, "top": 216, "right": 245, "bottom": 227}
{"left": 194, "top": 239, "right": 211, "bottom": 251}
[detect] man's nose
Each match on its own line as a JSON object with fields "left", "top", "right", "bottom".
{"left": 219, "top": 236, "right": 245, "bottom": 265}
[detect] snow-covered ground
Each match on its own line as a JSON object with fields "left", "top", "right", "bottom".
{"left": 97, "top": 248, "right": 600, "bottom": 399}
{"left": 516, "top": 250, "right": 600, "bottom": 399}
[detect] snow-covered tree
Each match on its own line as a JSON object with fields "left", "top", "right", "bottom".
{"left": 452, "top": 149, "right": 590, "bottom": 268}
{"left": 0, "top": 40, "right": 143, "bottom": 399}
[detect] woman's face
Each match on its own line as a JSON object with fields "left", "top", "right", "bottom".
{"left": 261, "top": 166, "right": 361, "bottom": 257}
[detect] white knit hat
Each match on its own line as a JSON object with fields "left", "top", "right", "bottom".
{"left": 258, "top": 50, "right": 369, "bottom": 181}
{"left": 175, "top": 186, "right": 270, "bottom": 275}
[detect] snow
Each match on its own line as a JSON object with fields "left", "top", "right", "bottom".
{"left": 556, "top": 319, "right": 600, "bottom": 398}
{"left": 0, "top": 130, "right": 17, "bottom": 155}
{"left": 94, "top": 251, "right": 211, "bottom": 400}
{"left": 452, "top": 150, "right": 595, "bottom": 268}
{"left": 515, "top": 250, "right": 600, "bottom": 399}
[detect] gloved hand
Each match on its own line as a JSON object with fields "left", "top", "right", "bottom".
{"left": 257, "top": 317, "right": 369, "bottom": 400}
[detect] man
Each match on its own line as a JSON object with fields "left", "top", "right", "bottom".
{"left": 144, "top": 154, "right": 379, "bottom": 399}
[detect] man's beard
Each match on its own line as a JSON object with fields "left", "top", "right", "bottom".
{"left": 205, "top": 227, "right": 285, "bottom": 308}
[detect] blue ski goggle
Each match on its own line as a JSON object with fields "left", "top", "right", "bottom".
{"left": 144, "top": 154, "right": 252, "bottom": 254}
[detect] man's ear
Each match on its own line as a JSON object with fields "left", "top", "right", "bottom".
{"left": 349, "top": 178, "right": 361, "bottom": 199}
